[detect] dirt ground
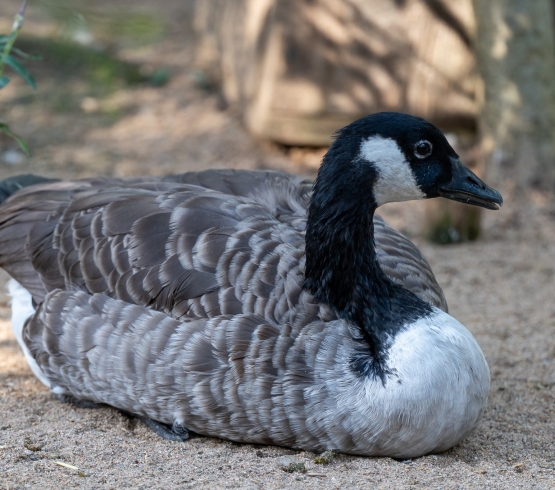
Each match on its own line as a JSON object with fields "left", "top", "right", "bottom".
{"left": 1, "top": 1, "right": 555, "bottom": 489}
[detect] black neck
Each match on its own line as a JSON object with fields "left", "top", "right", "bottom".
{"left": 303, "top": 150, "right": 432, "bottom": 378}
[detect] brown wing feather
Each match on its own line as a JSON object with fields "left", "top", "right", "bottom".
{"left": 0, "top": 170, "right": 447, "bottom": 316}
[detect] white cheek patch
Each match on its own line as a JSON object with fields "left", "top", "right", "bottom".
{"left": 360, "top": 136, "right": 425, "bottom": 206}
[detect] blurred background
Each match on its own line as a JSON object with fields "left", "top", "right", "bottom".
{"left": 0, "top": 0, "right": 554, "bottom": 241}
{"left": 2, "top": 4, "right": 555, "bottom": 486}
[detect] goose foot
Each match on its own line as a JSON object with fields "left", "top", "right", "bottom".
{"left": 137, "top": 416, "right": 189, "bottom": 442}
{"left": 55, "top": 393, "right": 104, "bottom": 409}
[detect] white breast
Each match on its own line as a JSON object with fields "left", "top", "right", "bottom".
{"left": 319, "top": 308, "right": 490, "bottom": 458}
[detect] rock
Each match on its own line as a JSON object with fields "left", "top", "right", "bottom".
{"left": 23, "top": 436, "right": 43, "bottom": 452}
{"left": 277, "top": 457, "right": 307, "bottom": 473}
{"left": 314, "top": 450, "right": 339, "bottom": 465}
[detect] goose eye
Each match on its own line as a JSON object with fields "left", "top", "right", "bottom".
{"left": 414, "top": 140, "right": 433, "bottom": 159}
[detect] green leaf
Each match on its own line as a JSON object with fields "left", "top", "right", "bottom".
{"left": 0, "top": 76, "right": 9, "bottom": 88}
{"left": 0, "top": 35, "right": 8, "bottom": 44}
{"left": 3, "top": 55, "right": 36, "bottom": 90}
{"left": 0, "top": 122, "right": 29, "bottom": 155}
{"left": 11, "top": 47, "right": 42, "bottom": 61}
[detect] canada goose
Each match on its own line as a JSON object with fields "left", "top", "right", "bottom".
{"left": 0, "top": 112, "right": 502, "bottom": 458}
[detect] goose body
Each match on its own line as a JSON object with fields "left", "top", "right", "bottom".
{"left": 0, "top": 113, "right": 502, "bottom": 458}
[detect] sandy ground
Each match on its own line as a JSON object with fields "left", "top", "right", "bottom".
{"left": 2, "top": 1, "right": 555, "bottom": 488}
{"left": 2, "top": 195, "right": 555, "bottom": 490}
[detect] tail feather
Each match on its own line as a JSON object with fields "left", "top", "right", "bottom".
{"left": 8, "top": 278, "right": 51, "bottom": 387}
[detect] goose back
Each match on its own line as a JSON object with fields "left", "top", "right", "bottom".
{"left": 0, "top": 170, "right": 447, "bottom": 314}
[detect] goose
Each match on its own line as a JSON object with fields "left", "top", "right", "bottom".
{"left": 0, "top": 112, "right": 502, "bottom": 458}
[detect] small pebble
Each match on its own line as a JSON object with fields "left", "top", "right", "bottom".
{"left": 23, "top": 436, "right": 43, "bottom": 452}
{"left": 277, "top": 457, "right": 306, "bottom": 473}
{"left": 314, "top": 450, "right": 339, "bottom": 465}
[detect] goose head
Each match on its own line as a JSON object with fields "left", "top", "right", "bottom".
{"left": 312, "top": 111, "right": 503, "bottom": 212}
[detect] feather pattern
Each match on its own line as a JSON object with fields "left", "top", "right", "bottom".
{"left": 0, "top": 171, "right": 446, "bottom": 314}
{"left": 24, "top": 287, "right": 486, "bottom": 457}
{"left": 2, "top": 171, "right": 484, "bottom": 458}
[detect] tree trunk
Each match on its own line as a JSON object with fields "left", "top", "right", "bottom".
{"left": 472, "top": 0, "right": 555, "bottom": 189}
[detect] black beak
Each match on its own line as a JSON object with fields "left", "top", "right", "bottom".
{"left": 438, "top": 157, "right": 503, "bottom": 210}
